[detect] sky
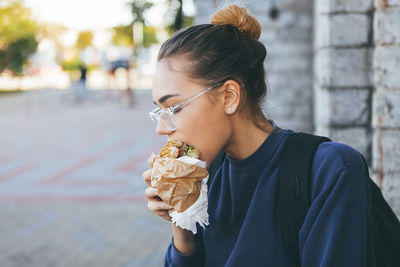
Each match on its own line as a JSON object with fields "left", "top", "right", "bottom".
{"left": 24, "top": 0, "right": 195, "bottom": 30}
{"left": 23, "top": 0, "right": 195, "bottom": 47}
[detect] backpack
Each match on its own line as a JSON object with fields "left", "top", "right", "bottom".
{"left": 207, "top": 132, "right": 400, "bottom": 267}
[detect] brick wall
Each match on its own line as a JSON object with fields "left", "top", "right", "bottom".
{"left": 372, "top": 0, "right": 400, "bottom": 215}
{"left": 314, "top": 0, "right": 400, "bottom": 216}
{"left": 313, "top": 0, "right": 373, "bottom": 160}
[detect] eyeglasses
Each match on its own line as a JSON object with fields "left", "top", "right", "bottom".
{"left": 149, "top": 86, "right": 213, "bottom": 131}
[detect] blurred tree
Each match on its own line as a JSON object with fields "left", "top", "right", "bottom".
{"left": 37, "top": 23, "right": 67, "bottom": 47}
{"left": 75, "top": 31, "right": 93, "bottom": 50}
{"left": 112, "top": 25, "right": 134, "bottom": 47}
{"left": 111, "top": 23, "right": 158, "bottom": 48}
{"left": 166, "top": 0, "right": 193, "bottom": 35}
{"left": 143, "top": 25, "right": 158, "bottom": 48}
{"left": 111, "top": 1, "right": 158, "bottom": 49}
{"left": 171, "top": 0, "right": 183, "bottom": 31}
{"left": 37, "top": 23, "right": 68, "bottom": 64}
{"left": 129, "top": 0, "right": 153, "bottom": 23}
{"left": 0, "top": 36, "right": 37, "bottom": 74}
{"left": 0, "top": 0, "right": 38, "bottom": 75}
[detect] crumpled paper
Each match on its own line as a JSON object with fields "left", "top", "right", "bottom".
{"left": 151, "top": 155, "right": 209, "bottom": 234}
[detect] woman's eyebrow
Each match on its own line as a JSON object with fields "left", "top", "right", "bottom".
{"left": 156, "top": 94, "right": 179, "bottom": 104}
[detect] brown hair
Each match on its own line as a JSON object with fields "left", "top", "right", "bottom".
{"left": 158, "top": 5, "right": 268, "bottom": 129}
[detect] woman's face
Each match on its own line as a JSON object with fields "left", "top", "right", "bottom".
{"left": 152, "top": 58, "right": 232, "bottom": 167}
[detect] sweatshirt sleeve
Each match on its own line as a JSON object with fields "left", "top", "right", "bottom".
{"left": 299, "top": 144, "right": 374, "bottom": 267}
{"left": 164, "top": 234, "right": 204, "bottom": 267}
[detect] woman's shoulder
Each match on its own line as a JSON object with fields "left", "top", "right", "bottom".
{"left": 311, "top": 141, "right": 369, "bottom": 195}
{"left": 314, "top": 141, "right": 367, "bottom": 171}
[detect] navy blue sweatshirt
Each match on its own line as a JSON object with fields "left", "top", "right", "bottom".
{"left": 165, "top": 126, "right": 375, "bottom": 267}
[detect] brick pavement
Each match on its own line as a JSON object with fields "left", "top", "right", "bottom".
{"left": 0, "top": 89, "right": 171, "bottom": 267}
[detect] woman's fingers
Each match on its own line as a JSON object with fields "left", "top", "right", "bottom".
{"left": 144, "top": 187, "right": 158, "bottom": 200}
{"left": 142, "top": 169, "right": 152, "bottom": 187}
{"left": 154, "top": 209, "right": 172, "bottom": 221}
{"left": 143, "top": 160, "right": 173, "bottom": 221}
{"left": 147, "top": 199, "right": 173, "bottom": 211}
{"left": 147, "top": 197, "right": 173, "bottom": 221}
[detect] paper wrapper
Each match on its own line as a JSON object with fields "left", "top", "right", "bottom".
{"left": 151, "top": 155, "right": 209, "bottom": 234}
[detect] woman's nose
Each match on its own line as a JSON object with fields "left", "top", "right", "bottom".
{"left": 156, "top": 120, "right": 176, "bottom": 135}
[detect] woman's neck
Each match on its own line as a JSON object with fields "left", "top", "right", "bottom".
{"left": 224, "top": 116, "right": 274, "bottom": 160}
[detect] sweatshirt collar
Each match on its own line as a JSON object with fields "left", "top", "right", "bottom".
{"left": 227, "top": 122, "right": 286, "bottom": 172}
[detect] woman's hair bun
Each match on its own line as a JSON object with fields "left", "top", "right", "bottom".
{"left": 210, "top": 5, "right": 261, "bottom": 40}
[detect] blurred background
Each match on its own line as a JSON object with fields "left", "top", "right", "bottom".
{"left": 0, "top": 0, "right": 195, "bottom": 266}
{"left": 1, "top": 0, "right": 399, "bottom": 266}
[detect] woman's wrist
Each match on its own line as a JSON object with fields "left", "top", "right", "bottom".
{"left": 172, "top": 223, "right": 196, "bottom": 255}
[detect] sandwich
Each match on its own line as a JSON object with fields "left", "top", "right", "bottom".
{"left": 160, "top": 140, "right": 200, "bottom": 159}
{"left": 151, "top": 140, "right": 209, "bottom": 233}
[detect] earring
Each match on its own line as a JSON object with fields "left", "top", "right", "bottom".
{"left": 227, "top": 107, "right": 233, "bottom": 112}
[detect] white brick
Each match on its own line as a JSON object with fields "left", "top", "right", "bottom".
{"left": 268, "top": 103, "right": 312, "bottom": 125}
{"left": 315, "top": 87, "right": 370, "bottom": 127}
{"left": 193, "top": 0, "right": 216, "bottom": 24}
{"left": 245, "top": 0, "right": 273, "bottom": 15}
{"left": 261, "top": 12, "right": 313, "bottom": 41}
{"left": 373, "top": 46, "right": 400, "bottom": 89}
{"left": 265, "top": 42, "right": 311, "bottom": 57}
{"left": 314, "top": 12, "right": 330, "bottom": 48}
{"left": 373, "top": 89, "right": 400, "bottom": 128}
{"left": 374, "top": 0, "right": 400, "bottom": 9}
{"left": 381, "top": 172, "right": 400, "bottom": 217}
{"left": 315, "top": 48, "right": 372, "bottom": 87}
{"left": 314, "top": 84, "right": 330, "bottom": 129}
{"left": 374, "top": 10, "right": 400, "bottom": 45}
{"left": 276, "top": 0, "right": 314, "bottom": 13}
{"left": 316, "top": 0, "right": 373, "bottom": 14}
{"left": 266, "top": 80, "right": 313, "bottom": 133}
{"left": 331, "top": 128, "right": 370, "bottom": 157}
{"left": 322, "top": 89, "right": 370, "bottom": 125}
{"left": 315, "top": 14, "right": 370, "bottom": 48}
{"left": 373, "top": 129, "right": 400, "bottom": 173}
{"left": 268, "top": 72, "right": 311, "bottom": 93}
{"left": 267, "top": 55, "right": 310, "bottom": 73}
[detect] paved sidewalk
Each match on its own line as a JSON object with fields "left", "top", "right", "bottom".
{"left": 0, "top": 89, "right": 171, "bottom": 267}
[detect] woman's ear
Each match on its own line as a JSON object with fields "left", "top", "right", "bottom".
{"left": 223, "top": 80, "right": 241, "bottom": 115}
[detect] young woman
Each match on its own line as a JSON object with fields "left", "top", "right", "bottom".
{"left": 142, "top": 5, "right": 374, "bottom": 266}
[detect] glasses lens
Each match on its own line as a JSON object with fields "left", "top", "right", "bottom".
{"left": 149, "top": 112, "right": 157, "bottom": 122}
{"left": 157, "top": 110, "right": 177, "bottom": 131}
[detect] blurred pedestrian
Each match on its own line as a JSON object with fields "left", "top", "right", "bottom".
{"left": 79, "top": 64, "right": 87, "bottom": 88}
{"left": 72, "top": 64, "right": 88, "bottom": 103}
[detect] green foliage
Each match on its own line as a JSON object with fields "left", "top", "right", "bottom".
{"left": 0, "top": 0, "right": 39, "bottom": 75}
{"left": 112, "top": 25, "right": 134, "bottom": 47}
{"left": 0, "top": 1, "right": 38, "bottom": 48}
{"left": 166, "top": 14, "right": 194, "bottom": 36}
{"left": 143, "top": 25, "right": 158, "bottom": 48}
{"left": 0, "top": 89, "right": 26, "bottom": 96}
{"left": 130, "top": 0, "right": 153, "bottom": 23}
{"left": 75, "top": 31, "right": 93, "bottom": 50}
{"left": 60, "top": 57, "right": 83, "bottom": 71}
{"left": 0, "top": 35, "right": 37, "bottom": 74}
{"left": 165, "top": 0, "right": 194, "bottom": 35}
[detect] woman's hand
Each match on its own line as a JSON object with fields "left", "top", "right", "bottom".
{"left": 142, "top": 168, "right": 173, "bottom": 221}
{"left": 143, "top": 157, "right": 196, "bottom": 254}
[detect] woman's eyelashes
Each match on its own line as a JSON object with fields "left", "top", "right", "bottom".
{"left": 174, "top": 106, "right": 183, "bottom": 113}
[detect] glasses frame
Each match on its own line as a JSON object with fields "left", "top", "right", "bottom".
{"left": 149, "top": 86, "right": 214, "bottom": 131}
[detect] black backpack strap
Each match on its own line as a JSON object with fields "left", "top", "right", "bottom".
{"left": 278, "top": 132, "right": 331, "bottom": 266}
{"left": 360, "top": 156, "right": 400, "bottom": 266}
{"left": 207, "top": 150, "right": 226, "bottom": 188}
